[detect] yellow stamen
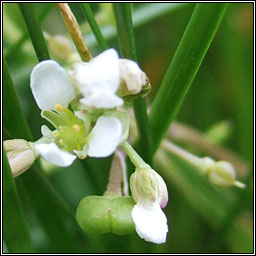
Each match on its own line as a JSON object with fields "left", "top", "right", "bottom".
{"left": 73, "top": 124, "right": 80, "bottom": 132}
{"left": 59, "top": 139, "right": 64, "bottom": 145}
{"left": 55, "top": 104, "right": 63, "bottom": 111}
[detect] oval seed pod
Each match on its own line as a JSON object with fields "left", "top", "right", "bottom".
{"left": 76, "top": 196, "right": 135, "bottom": 235}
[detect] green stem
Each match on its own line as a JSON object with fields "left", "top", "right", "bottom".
{"left": 19, "top": 3, "right": 50, "bottom": 61}
{"left": 80, "top": 3, "right": 108, "bottom": 51}
{"left": 3, "top": 148, "right": 35, "bottom": 253}
{"left": 149, "top": 3, "right": 228, "bottom": 153}
{"left": 113, "top": 3, "right": 152, "bottom": 164}
{"left": 122, "top": 141, "right": 149, "bottom": 169}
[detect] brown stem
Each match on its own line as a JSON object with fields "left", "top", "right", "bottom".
{"left": 168, "top": 122, "right": 249, "bottom": 177}
{"left": 56, "top": 3, "right": 92, "bottom": 62}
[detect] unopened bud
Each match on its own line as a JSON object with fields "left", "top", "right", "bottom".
{"left": 4, "top": 139, "right": 36, "bottom": 177}
{"left": 46, "top": 34, "right": 74, "bottom": 62}
{"left": 119, "top": 59, "right": 149, "bottom": 96}
{"left": 208, "top": 161, "right": 245, "bottom": 188}
{"left": 130, "top": 168, "right": 168, "bottom": 208}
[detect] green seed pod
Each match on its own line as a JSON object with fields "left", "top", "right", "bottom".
{"left": 76, "top": 196, "right": 135, "bottom": 235}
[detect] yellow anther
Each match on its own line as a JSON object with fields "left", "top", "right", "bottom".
{"left": 73, "top": 124, "right": 80, "bottom": 132}
{"left": 59, "top": 139, "right": 64, "bottom": 145}
{"left": 55, "top": 104, "right": 63, "bottom": 111}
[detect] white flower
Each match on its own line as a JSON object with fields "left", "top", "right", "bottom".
{"left": 130, "top": 168, "right": 168, "bottom": 244}
{"left": 30, "top": 60, "right": 123, "bottom": 167}
{"left": 70, "top": 48, "right": 148, "bottom": 108}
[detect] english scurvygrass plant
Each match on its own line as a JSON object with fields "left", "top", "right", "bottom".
{"left": 3, "top": 2, "right": 251, "bottom": 254}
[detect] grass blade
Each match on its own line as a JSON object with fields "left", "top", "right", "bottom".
{"left": 18, "top": 3, "right": 50, "bottom": 61}
{"left": 3, "top": 148, "right": 35, "bottom": 253}
{"left": 113, "top": 3, "right": 152, "bottom": 164}
{"left": 149, "top": 3, "right": 228, "bottom": 152}
{"left": 80, "top": 3, "right": 108, "bottom": 51}
{"left": 3, "top": 57, "right": 32, "bottom": 141}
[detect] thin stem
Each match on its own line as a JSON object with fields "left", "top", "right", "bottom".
{"left": 80, "top": 3, "right": 108, "bottom": 51}
{"left": 168, "top": 122, "right": 249, "bottom": 176}
{"left": 161, "top": 140, "right": 203, "bottom": 169}
{"left": 122, "top": 141, "right": 149, "bottom": 169}
{"left": 104, "top": 151, "right": 122, "bottom": 196}
{"left": 113, "top": 3, "right": 152, "bottom": 164}
{"left": 18, "top": 3, "right": 50, "bottom": 61}
{"left": 56, "top": 3, "right": 92, "bottom": 62}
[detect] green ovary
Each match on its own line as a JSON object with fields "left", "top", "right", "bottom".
{"left": 53, "top": 107, "right": 88, "bottom": 152}
{"left": 55, "top": 124, "right": 87, "bottom": 152}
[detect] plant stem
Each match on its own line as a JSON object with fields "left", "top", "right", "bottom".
{"left": 122, "top": 141, "right": 149, "bottom": 169}
{"left": 113, "top": 3, "right": 152, "bottom": 164}
{"left": 18, "top": 3, "right": 50, "bottom": 61}
{"left": 80, "top": 3, "right": 108, "bottom": 51}
{"left": 56, "top": 3, "right": 92, "bottom": 62}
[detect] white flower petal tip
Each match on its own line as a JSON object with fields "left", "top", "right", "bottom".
{"left": 132, "top": 203, "right": 168, "bottom": 244}
{"left": 71, "top": 49, "right": 120, "bottom": 96}
{"left": 79, "top": 91, "right": 124, "bottom": 109}
{"left": 88, "top": 116, "right": 122, "bottom": 158}
{"left": 30, "top": 60, "right": 75, "bottom": 110}
{"left": 34, "top": 143, "right": 76, "bottom": 167}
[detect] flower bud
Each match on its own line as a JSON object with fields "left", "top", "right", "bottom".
{"left": 46, "top": 34, "right": 74, "bottom": 62}
{"left": 208, "top": 161, "right": 240, "bottom": 187}
{"left": 118, "top": 59, "right": 149, "bottom": 96}
{"left": 4, "top": 139, "right": 36, "bottom": 177}
{"left": 130, "top": 168, "right": 168, "bottom": 208}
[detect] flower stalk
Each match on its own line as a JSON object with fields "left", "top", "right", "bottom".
{"left": 122, "top": 141, "right": 150, "bottom": 169}
{"left": 56, "top": 3, "right": 92, "bottom": 62}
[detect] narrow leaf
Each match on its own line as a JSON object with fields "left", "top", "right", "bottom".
{"left": 149, "top": 3, "right": 228, "bottom": 152}
{"left": 113, "top": 3, "right": 152, "bottom": 164}
{"left": 18, "top": 3, "right": 50, "bottom": 61}
{"left": 3, "top": 148, "right": 35, "bottom": 253}
{"left": 3, "top": 57, "right": 32, "bottom": 141}
{"left": 80, "top": 3, "right": 108, "bottom": 51}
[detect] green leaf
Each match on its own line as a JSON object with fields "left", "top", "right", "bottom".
{"left": 149, "top": 3, "right": 228, "bottom": 152}
{"left": 80, "top": 3, "right": 108, "bottom": 51}
{"left": 3, "top": 148, "right": 35, "bottom": 253}
{"left": 3, "top": 57, "right": 33, "bottom": 141}
{"left": 18, "top": 3, "right": 50, "bottom": 61}
{"left": 113, "top": 3, "right": 152, "bottom": 164}
{"left": 18, "top": 165, "right": 89, "bottom": 253}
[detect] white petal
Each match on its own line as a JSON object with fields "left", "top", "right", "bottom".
{"left": 30, "top": 60, "right": 75, "bottom": 110}
{"left": 79, "top": 90, "right": 123, "bottom": 109}
{"left": 73, "top": 49, "right": 120, "bottom": 94}
{"left": 88, "top": 116, "right": 122, "bottom": 157}
{"left": 41, "top": 125, "right": 54, "bottom": 139}
{"left": 34, "top": 143, "right": 76, "bottom": 167}
{"left": 132, "top": 203, "right": 168, "bottom": 244}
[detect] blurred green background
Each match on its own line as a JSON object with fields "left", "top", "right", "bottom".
{"left": 3, "top": 3, "right": 253, "bottom": 253}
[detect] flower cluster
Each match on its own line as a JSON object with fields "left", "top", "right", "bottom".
{"left": 5, "top": 48, "right": 169, "bottom": 244}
